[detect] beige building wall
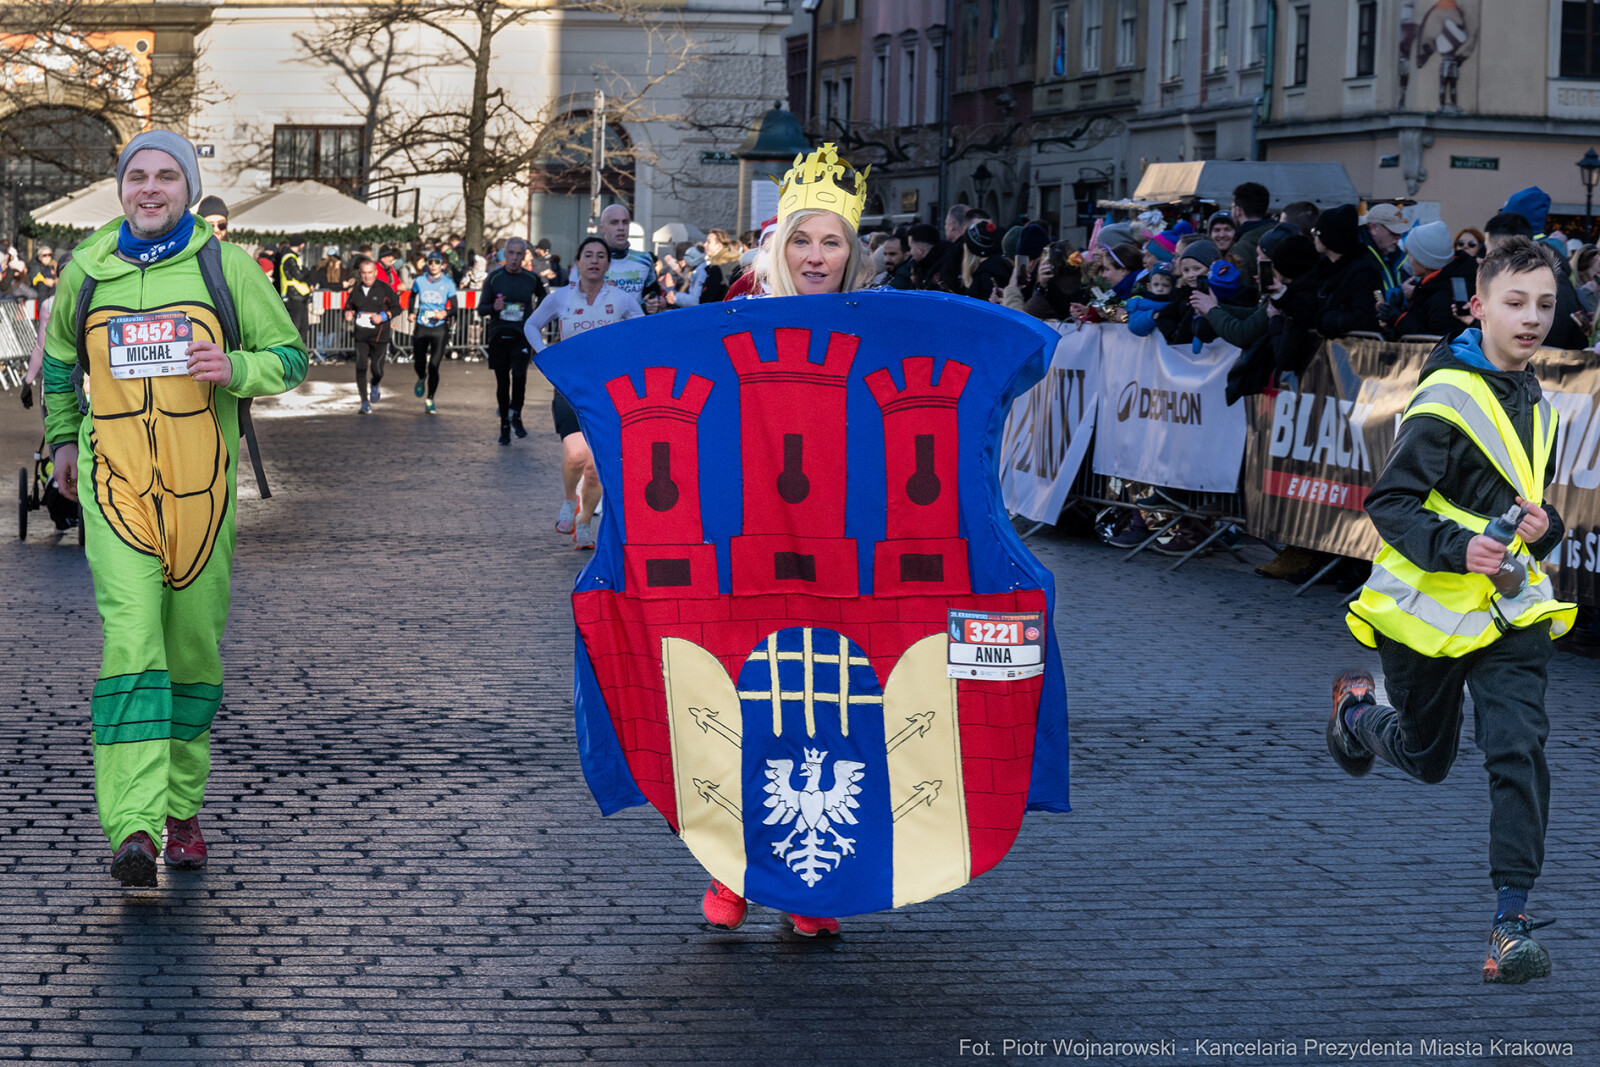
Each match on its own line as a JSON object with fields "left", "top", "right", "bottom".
{"left": 1262, "top": 0, "right": 1600, "bottom": 230}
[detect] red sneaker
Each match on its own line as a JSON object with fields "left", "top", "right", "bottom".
{"left": 701, "top": 879, "right": 747, "bottom": 929}
{"left": 786, "top": 913, "right": 840, "bottom": 937}
{"left": 164, "top": 815, "right": 208, "bottom": 869}
{"left": 110, "top": 831, "right": 158, "bottom": 887}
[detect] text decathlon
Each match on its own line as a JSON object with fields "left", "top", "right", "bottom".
{"left": 1268, "top": 390, "right": 1375, "bottom": 472}
{"left": 1116, "top": 381, "right": 1202, "bottom": 424}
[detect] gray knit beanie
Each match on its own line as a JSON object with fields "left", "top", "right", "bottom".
{"left": 116, "top": 130, "right": 202, "bottom": 207}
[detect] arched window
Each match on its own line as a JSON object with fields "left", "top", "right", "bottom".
{"left": 1, "top": 106, "right": 120, "bottom": 238}
{"left": 528, "top": 111, "right": 634, "bottom": 199}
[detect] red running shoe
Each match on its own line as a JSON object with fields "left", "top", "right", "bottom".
{"left": 164, "top": 815, "right": 208, "bottom": 869}
{"left": 702, "top": 879, "right": 748, "bottom": 929}
{"left": 787, "top": 914, "right": 840, "bottom": 937}
{"left": 1327, "top": 669, "right": 1376, "bottom": 777}
{"left": 110, "top": 831, "right": 158, "bottom": 887}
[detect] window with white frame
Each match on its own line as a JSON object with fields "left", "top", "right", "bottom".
{"left": 1165, "top": 0, "right": 1188, "bottom": 81}
{"left": 900, "top": 41, "right": 919, "bottom": 126}
{"left": 1052, "top": 4, "right": 1070, "bottom": 76}
{"left": 1083, "top": 0, "right": 1103, "bottom": 73}
{"left": 1291, "top": 5, "right": 1309, "bottom": 86}
{"left": 1210, "top": 0, "right": 1229, "bottom": 71}
{"left": 1354, "top": 0, "right": 1377, "bottom": 77}
{"left": 929, "top": 38, "right": 946, "bottom": 119}
{"left": 839, "top": 72, "right": 854, "bottom": 132}
{"left": 1116, "top": 0, "right": 1139, "bottom": 68}
{"left": 1244, "top": 0, "right": 1269, "bottom": 67}
{"left": 873, "top": 43, "right": 890, "bottom": 125}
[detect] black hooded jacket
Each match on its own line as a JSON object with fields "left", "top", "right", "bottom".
{"left": 1314, "top": 252, "right": 1383, "bottom": 338}
{"left": 1365, "top": 334, "right": 1565, "bottom": 576}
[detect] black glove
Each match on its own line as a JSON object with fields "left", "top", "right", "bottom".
{"left": 20, "top": 381, "right": 33, "bottom": 409}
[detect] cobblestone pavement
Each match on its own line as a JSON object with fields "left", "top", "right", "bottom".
{"left": 3, "top": 362, "right": 1599, "bottom": 1066}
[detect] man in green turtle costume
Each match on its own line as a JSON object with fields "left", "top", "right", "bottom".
{"left": 43, "top": 130, "right": 307, "bottom": 887}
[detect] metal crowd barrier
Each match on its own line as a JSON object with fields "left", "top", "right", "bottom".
{"left": 1, "top": 300, "right": 41, "bottom": 391}
{"left": 1052, "top": 458, "right": 1257, "bottom": 573}
{"left": 303, "top": 289, "right": 489, "bottom": 363}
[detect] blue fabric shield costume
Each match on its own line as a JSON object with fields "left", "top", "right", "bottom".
{"left": 536, "top": 291, "right": 1069, "bottom": 917}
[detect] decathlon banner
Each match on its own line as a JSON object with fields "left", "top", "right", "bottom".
{"left": 999, "top": 323, "right": 1100, "bottom": 523}
{"left": 1091, "top": 327, "right": 1248, "bottom": 492}
{"left": 536, "top": 291, "right": 1071, "bottom": 919}
{"left": 1243, "top": 338, "right": 1600, "bottom": 607}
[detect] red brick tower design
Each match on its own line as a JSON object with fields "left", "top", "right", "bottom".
{"left": 865, "top": 356, "right": 973, "bottom": 595}
{"left": 605, "top": 367, "right": 718, "bottom": 598}
{"left": 724, "top": 328, "right": 859, "bottom": 596}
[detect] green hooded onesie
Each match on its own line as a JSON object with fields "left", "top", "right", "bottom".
{"left": 42, "top": 217, "right": 307, "bottom": 850}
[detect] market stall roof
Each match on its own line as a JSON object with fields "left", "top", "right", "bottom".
{"left": 651, "top": 222, "right": 706, "bottom": 245}
{"left": 227, "top": 180, "right": 402, "bottom": 232}
{"left": 1101, "top": 161, "right": 1361, "bottom": 211}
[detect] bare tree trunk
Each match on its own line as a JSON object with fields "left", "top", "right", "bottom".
{"left": 462, "top": 1, "right": 495, "bottom": 254}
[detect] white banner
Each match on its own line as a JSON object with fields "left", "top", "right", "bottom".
{"left": 1000, "top": 324, "right": 1101, "bottom": 522}
{"left": 1091, "top": 327, "right": 1247, "bottom": 493}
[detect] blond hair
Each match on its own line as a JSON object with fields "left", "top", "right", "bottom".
{"left": 754, "top": 208, "right": 869, "bottom": 297}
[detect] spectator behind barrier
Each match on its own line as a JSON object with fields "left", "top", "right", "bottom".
{"left": 907, "top": 223, "right": 946, "bottom": 290}
{"left": 1229, "top": 181, "right": 1274, "bottom": 269}
{"left": 1382, "top": 220, "right": 1476, "bottom": 341}
{"left": 1265, "top": 233, "right": 1324, "bottom": 380}
{"left": 1312, "top": 205, "right": 1383, "bottom": 340}
{"left": 1279, "top": 200, "right": 1320, "bottom": 237}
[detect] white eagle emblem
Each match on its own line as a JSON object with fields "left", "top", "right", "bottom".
{"left": 763, "top": 748, "right": 866, "bottom": 886}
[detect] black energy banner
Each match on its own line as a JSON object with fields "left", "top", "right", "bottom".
{"left": 1244, "top": 339, "right": 1600, "bottom": 607}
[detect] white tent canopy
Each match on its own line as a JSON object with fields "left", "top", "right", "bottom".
{"left": 227, "top": 180, "right": 402, "bottom": 232}
{"left": 28, "top": 178, "right": 127, "bottom": 229}
{"left": 26, "top": 177, "right": 368, "bottom": 233}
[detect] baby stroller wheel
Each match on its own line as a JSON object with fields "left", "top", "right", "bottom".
{"left": 17, "top": 468, "right": 26, "bottom": 541}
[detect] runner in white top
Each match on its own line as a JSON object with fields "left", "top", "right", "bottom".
{"left": 526, "top": 235, "right": 645, "bottom": 550}
{"left": 567, "top": 203, "right": 661, "bottom": 311}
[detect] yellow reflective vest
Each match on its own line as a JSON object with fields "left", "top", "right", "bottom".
{"left": 278, "top": 250, "right": 311, "bottom": 298}
{"left": 1347, "top": 368, "right": 1577, "bottom": 657}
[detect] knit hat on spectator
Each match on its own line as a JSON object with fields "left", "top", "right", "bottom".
{"left": 1207, "top": 210, "right": 1235, "bottom": 232}
{"left": 1270, "top": 234, "right": 1321, "bottom": 279}
{"left": 1179, "top": 239, "right": 1220, "bottom": 269}
{"left": 1140, "top": 239, "right": 1172, "bottom": 263}
{"left": 964, "top": 219, "right": 1001, "bottom": 256}
{"left": 1361, "top": 203, "right": 1410, "bottom": 234}
{"left": 116, "top": 130, "right": 203, "bottom": 207}
{"left": 1208, "top": 260, "right": 1244, "bottom": 301}
{"left": 1148, "top": 262, "right": 1174, "bottom": 280}
{"left": 1501, "top": 186, "right": 1552, "bottom": 234}
{"left": 195, "top": 195, "right": 228, "bottom": 221}
{"left": 1018, "top": 222, "right": 1051, "bottom": 260}
{"left": 1093, "top": 221, "right": 1136, "bottom": 251}
{"left": 1401, "top": 221, "right": 1453, "bottom": 271}
{"left": 1001, "top": 226, "right": 1023, "bottom": 258}
{"left": 684, "top": 246, "right": 706, "bottom": 267}
{"left": 1257, "top": 222, "right": 1300, "bottom": 258}
{"left": 1315, "top": 205, "right": 1362, "bottom": 256}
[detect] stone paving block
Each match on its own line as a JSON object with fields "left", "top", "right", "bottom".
{"left": 3, "top": 362, "right": 1600, "bottom": 1065}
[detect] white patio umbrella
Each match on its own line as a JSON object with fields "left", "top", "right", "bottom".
{"left": 227, "top": 180, "right": 403, "bottom": 233}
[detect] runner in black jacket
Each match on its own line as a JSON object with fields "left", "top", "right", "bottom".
{"left": 478, "top": 237, "right": 547, "bottom": 445}
{"left": 345, "top": 258, "right": 397, "bottom": 414}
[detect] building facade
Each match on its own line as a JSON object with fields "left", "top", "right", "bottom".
{"left": 1, "top": 0, "right": 789, "bottom": 259}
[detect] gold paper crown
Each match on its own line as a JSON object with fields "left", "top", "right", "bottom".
{"left": 775, "top": 142, "right": 871, "bottom": 231}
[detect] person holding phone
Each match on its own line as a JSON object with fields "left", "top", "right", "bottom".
{"left": 1384, "top": 220, "right": 1477, "bottom": 341}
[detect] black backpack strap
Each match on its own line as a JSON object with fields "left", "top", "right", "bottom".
{"left": 196, "top": 237, "right": 271, "bottom": 499}
{"left": 73, "top": 274, "right": 98, "bottom": 415}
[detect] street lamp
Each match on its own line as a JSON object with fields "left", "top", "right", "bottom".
{"left": 1579, "top": 148, "right": 1600, "bottom": 240}
{"left": 972, "top": 162, "right": 992, "bottom": 206}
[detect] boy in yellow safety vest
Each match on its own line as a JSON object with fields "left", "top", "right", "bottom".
{"left": 1331, "top": 235, "right": 1578, "bottom": 985}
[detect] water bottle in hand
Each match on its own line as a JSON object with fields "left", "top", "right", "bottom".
{"left": 1483, "top": 505, "right": 1529, "bottom": 597}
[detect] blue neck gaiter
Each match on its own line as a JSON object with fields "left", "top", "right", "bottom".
{"left": 117, "top": 211, "right": 196, "bottom": 265}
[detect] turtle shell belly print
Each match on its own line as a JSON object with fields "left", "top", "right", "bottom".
{"left": 86, "top": 301, "right": 229, "bottom": 589}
